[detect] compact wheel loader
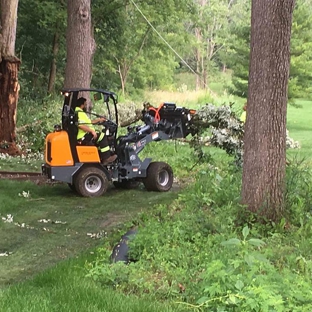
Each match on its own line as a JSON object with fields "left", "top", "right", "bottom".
{"left": 41, "top": 88, "right": 196, "bottom": 197}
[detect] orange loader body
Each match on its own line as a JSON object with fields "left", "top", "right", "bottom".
{"left": 45, "top": 130, "right": 100, "bottom": 167}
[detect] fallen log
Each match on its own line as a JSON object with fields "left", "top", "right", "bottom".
{"left": 119, "top": 109, "right": 142, "bottom": 127}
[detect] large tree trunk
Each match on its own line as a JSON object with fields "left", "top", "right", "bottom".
{"left": 241, "top": 0, "right": 295, "bottom": 222}
{"left": 0, "top": 0, "right": 20, "bottom": 155}
{"left": 64, "top": 0, "right": 95, "bottom": 107}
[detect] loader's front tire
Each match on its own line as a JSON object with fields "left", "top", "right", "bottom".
{"left": 74, "top": 167, "right": 108, "bottom": 197}
{"left": 143, "top": 161, "right": 173, "bottom": 192}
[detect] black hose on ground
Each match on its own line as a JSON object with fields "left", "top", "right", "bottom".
{"left": 110, "top": 228, "right": 138, "bottom": 264}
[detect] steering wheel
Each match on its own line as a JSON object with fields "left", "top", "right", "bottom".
{"left": 96, "top": 118, "right": 118, "bottom": 133}
{"left": 104, "top": 119, "right": 117, "bottom": 129}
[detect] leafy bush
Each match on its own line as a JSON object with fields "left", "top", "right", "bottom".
{"left": 192, "top": 103, "right": 300, "bottom": 167}
{"left": 284, "top": 157, "right": 312, "bottom": 226}
{"left": 87, "top": 162, "right": 312, "bottom": 311}
{"left": 194, "top": 103, "right": 245, "bottom": 166}
{"left": 17, "top": 95, "right": 63, "bottom": 152}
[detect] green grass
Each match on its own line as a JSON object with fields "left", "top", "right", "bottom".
{"left": 0, "top": 254, "right": 183, "bottom": 312}
{"left": 287, "top": 99, "right": 312, "bottom": 160}
{"left": 0, "top": 156, "right": 42, "bottom": 172}
{"left": 0, "top": 153, "right": 188, "bottom": 311}
{"left": 0, "top": 179, "right": 179, "bottom": 286}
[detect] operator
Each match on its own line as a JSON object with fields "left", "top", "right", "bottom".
{"left": 75, "top": 97, "right": 117, "bottom": 165}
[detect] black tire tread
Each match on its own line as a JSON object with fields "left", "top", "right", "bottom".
{"left": 74, "top": 167, "right": 108, "bottom": 197}
{"left": 143, "top": 161, "right": 173, "bottom": 192}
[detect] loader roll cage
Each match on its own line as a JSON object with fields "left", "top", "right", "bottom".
{"left": 60, "top": 88, "right": 119, "bottom": 157}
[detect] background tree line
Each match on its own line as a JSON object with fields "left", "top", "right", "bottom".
{"left": 14, "top": 0, "right": 312, "bottom": 99}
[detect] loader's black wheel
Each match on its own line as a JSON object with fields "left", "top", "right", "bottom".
{"left": 143, "top": 161, "right": 173, "bottom": 192}
{"left": 74, "top": 167, "right": 108, "bottom": 197}
{"left": 113, "top": 180, "right": 140, "bottom": 190}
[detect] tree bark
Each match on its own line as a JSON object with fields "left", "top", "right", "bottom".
{"left": 241, "top": 0, "right": 295, "bottom": 222}
{"left": 64, "top": 0, "right": 95, "bottom": 107}
{"left": 0, "top": 0, "right": 20, "bottom": 154}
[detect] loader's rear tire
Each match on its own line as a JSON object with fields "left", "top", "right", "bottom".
{"left": 113, "top": 180, "right": 140, "bottom": 190}
{"left": 143, "top": 161, "right": 173, "bottom": 192}
{"left": 74, "top": 167, "right": 108, "bottom": 197}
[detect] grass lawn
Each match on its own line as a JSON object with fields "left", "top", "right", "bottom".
{"left": 0, "top": 179, "right": 179, "bottom": 286}
{"left": 287, "top": 99, "right": 312, "bottom": 160}
{"left": 0, "top": 156, "right": 42, "bottom": 172}
{"left": 0, "top": 253, "right": 184, "bottom": 312}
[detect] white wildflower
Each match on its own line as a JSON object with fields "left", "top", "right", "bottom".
{"left": 38, "top": 219, "right": 51, "bottom": 223}
{"left": 18, "top": 191, "right": 30, "bottom": 198}
{"left": 0, "top": 252, "right": 12, "bottom": 257}
{"left": 87, "top": 231, "right": 107, "bottom": 239}
{"left": 2, "top": 214, "right": 13, "bottom": 223}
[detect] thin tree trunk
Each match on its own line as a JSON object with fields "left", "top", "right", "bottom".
{"left": 241, "top": 0, "right": 295, "bottom": 222}
{"left": 47, "top": 32, "right": 60, "bottom": 94}
{"left": 115, "top": 28, "right": 150, "bottom": 95}
{"left": 195, "top": 28, "right": 201, "bottom": 91}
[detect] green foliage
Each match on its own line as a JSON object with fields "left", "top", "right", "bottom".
{"left": 16, "top": 95, "right": 63, "bottom": 152}
{"left": 17, "top": 0, "right": 66, "bottom": 95}
{"left": 226, "top": 0, "right": 312, "bottom": 101}
{"left": 197, "top": 226, "right": 312, "bottom": 312}
{"left": 92, "top": 0, "right": 193, "bottom": 94}
{"left": 87, "top": 166, "right": 239, "bottom": 295}
{"left": 284, "top": 157, "right": 312, "bottom": 226}
{"left": 289, "top": 0, "right": 312, "bottom": 99}
{"left": 87, "top": 161, "right": 312, "bottom": 311}
{"left": 16, "top": 0, "right": 196, "bottom": 97}
{"left": 187, "top": 0, "right": 247, "bottom": 87}
{"left": 14, "top": 0, "right": 312, "bottom": 101}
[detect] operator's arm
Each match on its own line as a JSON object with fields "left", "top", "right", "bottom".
{"left": 78, "top": 124, "right": 97, "bottom": 138}
{"left": 91, "top": 117, "right": 106, "bottom": 124}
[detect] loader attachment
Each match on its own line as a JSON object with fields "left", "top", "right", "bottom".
{"left": 140, "top": 102, "right": 197, "bottom": 139}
